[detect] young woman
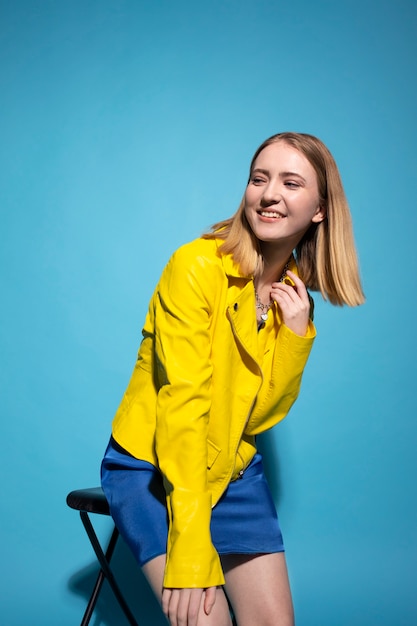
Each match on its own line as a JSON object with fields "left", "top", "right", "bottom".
{"left": 101, "top": 132, "right": 364, "bottom": 626}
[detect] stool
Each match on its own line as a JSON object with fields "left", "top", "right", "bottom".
{"left": 67, "top": 487, "right": 139, "bottom": 626}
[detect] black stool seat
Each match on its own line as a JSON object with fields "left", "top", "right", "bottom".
{"left": 67, "top": 486, "right": 139, "bottom": 625}
{"left": 67, "top": 487, "right": 110, "bottom": 515}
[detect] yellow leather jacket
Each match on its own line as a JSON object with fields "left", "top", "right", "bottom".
{"left": 112, "top": 237, "right": 316, "bottom": 589}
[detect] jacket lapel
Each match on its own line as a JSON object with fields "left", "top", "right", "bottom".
{"left": 226, "top": 281, "right": 261, "bottom": 372}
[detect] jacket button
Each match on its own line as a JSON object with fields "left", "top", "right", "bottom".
{"left": 234, "top": 303, "right": 238, "bottom": 311}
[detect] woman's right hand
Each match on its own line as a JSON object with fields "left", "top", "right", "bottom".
{"left": 162, "top": 586, "right": 217, "bottom": 626}
{"left": 270, "top": 270, "right": 311, "bottom": 336}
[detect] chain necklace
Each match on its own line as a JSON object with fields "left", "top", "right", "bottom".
{"left": 255, "top": 258, "right": 292, "bottom": 322}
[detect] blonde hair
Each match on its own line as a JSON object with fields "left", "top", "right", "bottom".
{"left": 203, "top": 132, "right": 365, "bottom": 306}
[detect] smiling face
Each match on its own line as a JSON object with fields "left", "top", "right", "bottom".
{"left": 244, "top": 141, "right": 326, "bottom": 250}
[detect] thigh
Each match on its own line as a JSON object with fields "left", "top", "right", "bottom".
{"left": 222, "top": 553, "right": 294, "bottom": 626}
{"left": 142, "top": 554, "right": 233, "bottom": 626}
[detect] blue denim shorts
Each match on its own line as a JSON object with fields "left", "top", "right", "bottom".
{"left": 101, "top": 437, "right": 284, "bottom": 567}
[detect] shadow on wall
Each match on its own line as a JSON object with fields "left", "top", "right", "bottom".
{"left": 68, "top": 535, "right": 166, "bottom": 626}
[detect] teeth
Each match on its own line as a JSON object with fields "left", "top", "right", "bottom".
{"left": 260, "top": 211, "right": 284, "bottom": 218}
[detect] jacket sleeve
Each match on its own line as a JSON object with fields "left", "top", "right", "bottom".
{"left": 152, "top": 244, "right": 225, "bottom": 588}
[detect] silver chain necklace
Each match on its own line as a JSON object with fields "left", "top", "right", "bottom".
{"left": 255, "top": 259, "right": 291, "bottom": 322}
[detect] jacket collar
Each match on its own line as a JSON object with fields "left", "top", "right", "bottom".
{"left": 221, "top": 252, "right": 252, "bottom": 279}
{"left": 215, "top": 239, "right": 253, "bottom": 280}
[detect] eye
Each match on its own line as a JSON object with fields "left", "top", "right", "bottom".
{"left": 250, "top": 176, "right": 266, "bottom": 185}
{"left": 284, "top": 181, "right": 301, "bottom": 189}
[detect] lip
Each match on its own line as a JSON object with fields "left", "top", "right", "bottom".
{"left": 256, "top": 209, "right": 287, "bottom": 220}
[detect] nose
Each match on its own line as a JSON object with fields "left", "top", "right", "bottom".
{"left": 260, "top": 181, "right": 282, "bottom": 206}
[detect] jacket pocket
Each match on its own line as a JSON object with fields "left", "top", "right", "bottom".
{"left": 207, "top": 440, "right": 221, "bottom": 469}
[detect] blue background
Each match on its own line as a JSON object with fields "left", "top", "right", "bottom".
{"left": 1, "top": 1, "right": 416, "bottom": 624}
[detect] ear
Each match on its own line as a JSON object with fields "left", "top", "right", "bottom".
{"left": 311, "top": 204, "right": 326, "bottom": 224}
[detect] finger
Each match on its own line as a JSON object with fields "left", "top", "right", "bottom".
{"left": 286, "top": 269, "right": 304, "bottom": 285}
{"left": 175, "top": 588, "right": 203, "bottom": 626}
{"left": 273, "top": 290, "right": 310, "bottom": 319}
{"left": 273, "top": 270, "right": 307, "bottom": 295}
{"left": 167, "top": 589, "right": 180, "bottom": 626}
{"left": 271, "top": 286, "right": 311, "bottom": 329}
{"left": 285, "top": 270, "right": 308, "bottom": 295}
{"left": 204, "top": 586, "right": 217, "bottom": 615}
{"left": 272, "top": 280, "right": 309, "bottom": 306}
{"left": 161, "top": 588, "right": 172, "bottom": 619}
{"left": 186, "top": 589, "right": 204, "bottom": 626}
{"left": 271, "top": 284, "right": 302, "bottom": 307}
{"left": 176, "top": 589, "right": 189, "bottom": 626}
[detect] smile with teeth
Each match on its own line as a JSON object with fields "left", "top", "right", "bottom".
{"left": 258, "top": 210, "right": 286, "bottom": 218}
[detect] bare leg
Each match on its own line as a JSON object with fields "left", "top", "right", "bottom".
{"left": 222, "top": 552, "right": 294, "bottom": 626}
{"left": 142, "top": 554, "right": 233, "bottom": 625}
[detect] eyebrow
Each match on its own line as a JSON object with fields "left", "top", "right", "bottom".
{"left": 251, "top": 168, "right": 307, "bottom": 182}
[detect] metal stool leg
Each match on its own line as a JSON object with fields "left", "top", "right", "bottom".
{"left": 80, "top": 511, "right": 139, "bottom": 626}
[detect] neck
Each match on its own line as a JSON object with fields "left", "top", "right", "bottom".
{"left": 257, "top": 242, "right": 294, "bottom": 287}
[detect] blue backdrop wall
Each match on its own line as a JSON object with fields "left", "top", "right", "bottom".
{"left": 1, "top": 1, "right": 416, "bottom": 624}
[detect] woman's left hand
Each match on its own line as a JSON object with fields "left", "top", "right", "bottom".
{"left": 162, "top": 586, "right": 216, "bottom": 626}
{"left": 270, "top": 270, "right": 311, "bottom": 337}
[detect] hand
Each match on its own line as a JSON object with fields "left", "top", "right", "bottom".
{"left": 162, "top": 586, "right": 217, "bottom": 626}
{"left": 270, "top": 270, "right": 311, "bottom": 336}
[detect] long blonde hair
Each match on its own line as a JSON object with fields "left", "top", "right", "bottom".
{"left": 203, "top": 132, "right": 365, "bottom": 306}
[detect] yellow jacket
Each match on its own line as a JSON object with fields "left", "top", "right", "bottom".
{"left": 112, "top": 237, "right": 316, "bottom": 589}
